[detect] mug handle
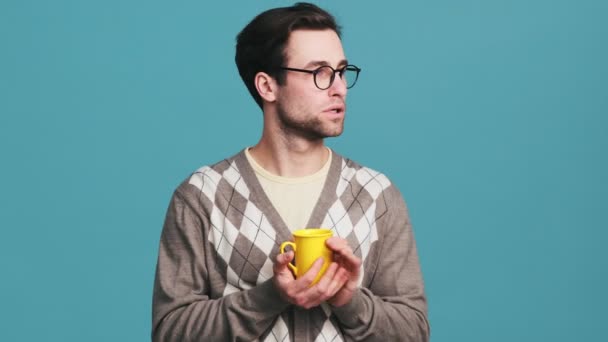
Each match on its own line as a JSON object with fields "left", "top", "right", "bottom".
{"left": 279, "top": 241, "right": 297, "bottom": 276}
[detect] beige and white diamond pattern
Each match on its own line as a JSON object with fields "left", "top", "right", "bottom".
{"left": 188, "top": 158, "right": 392, "bottom": 342}
{"left": 263, "top": 316, "right": 289, "bottom": 342}
{"left": 321, "top": 161, "right": 391, "bottom": 265}
{"left": 189, "top": 162, "right": 276, "bottom": 290}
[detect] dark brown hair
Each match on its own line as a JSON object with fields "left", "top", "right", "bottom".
{"left": 235, "top": 2, "right": 341, "bottom": 109}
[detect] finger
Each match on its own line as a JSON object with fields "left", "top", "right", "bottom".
{"left": 338, "top": 250, "right": 361, "bottom": 271}
{"left": 287, "top": 257, "right": 326, "bottom": 308}
{"left": 273, "top": 250, "right": 294, "bottom": 273}
{"left": 325, "top": 236, "right": 348, "bottom": 250}
{"left": 326, "top": 238, "right": 347, "bottom": 260}
{"left": 314, "top": 262, "right": 339, "bottom": 290}
{"left": 326, "top": 239, "right": 361, "bottom": 270}
{"left": 326, "top": 267, "right": 349, "bottom": 295}
{"left": 326, "top": 238, "right": 356, "bottom": 262}
{"left": 292, "top": 257, "right": 325, "bottom": 291}
{"left": 318, "top": 262, "right": 348, "bottom": 298}
{"left": 298, "top": 262, "right": 339, "bottom": 308}
{"left": 328, "top": 239, "right": 351, "bottom": 256}
{"left": 334, "top": 267, "right": 350, "bottom": 285}
{"left": 332, "top": 252, "right": 341, "bottom": 265}
{"left": 276, "top": 250, "right": 294, "bottom": 265}
{"left": 311, "top": 262, "right": 339, "bottom": 297}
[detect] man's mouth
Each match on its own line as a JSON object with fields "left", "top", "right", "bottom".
{"left": 323, "top": 104, "right": 346, "bottom": 115}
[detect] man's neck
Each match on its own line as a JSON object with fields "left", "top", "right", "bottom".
{"left": 249, "top": 135, "right": 329, "bottom": 178}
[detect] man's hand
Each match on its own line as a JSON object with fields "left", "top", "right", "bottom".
{"left": 325, "top": 237, "right": 362, "bottom": 307}
{"left": 273, "top": 237, "right": 362, "bottom": 309}
{"left": 273, "top": 250, "right": 350, "bottom": 309}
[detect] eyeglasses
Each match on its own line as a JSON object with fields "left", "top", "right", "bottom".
{"left": 280, "top": 64, "right": 361, "bottom": 90}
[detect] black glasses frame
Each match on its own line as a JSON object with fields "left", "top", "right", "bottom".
{"left": 280, "top": 64, "right": 361, "bottom": 90}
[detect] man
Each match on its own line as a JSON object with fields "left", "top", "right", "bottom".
{"left": 152, "top": 3, "right": 429, "bottom": 341}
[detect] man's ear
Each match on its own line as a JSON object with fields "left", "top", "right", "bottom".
{"left": 254, "top": 72, "right": 278, "bottom": 103}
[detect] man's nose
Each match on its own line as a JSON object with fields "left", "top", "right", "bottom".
{"left": 328, "top": 73, "right": 348, "bottom": 97}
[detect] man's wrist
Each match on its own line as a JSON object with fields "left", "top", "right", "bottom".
{"left": 329, "top": 288, "right": 366, "bottom": 326}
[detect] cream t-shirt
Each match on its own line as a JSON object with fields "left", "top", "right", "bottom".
{"left": 244, "top": 148, "right": 331, "bottom": 232}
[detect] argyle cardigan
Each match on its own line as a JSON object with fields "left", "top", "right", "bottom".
{"left": 152, "top": 149, "right": 430, "bottom": 342}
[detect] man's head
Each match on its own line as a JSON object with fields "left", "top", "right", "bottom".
{"left": 236, "top": 3, "right": 359, "bottom": 140}
{"left": 235, "top": 2, "right": 342, "bottom": 109}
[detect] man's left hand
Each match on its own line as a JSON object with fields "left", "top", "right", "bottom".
{"left": 325, "top": 237, "right": 362, "bottom": 307}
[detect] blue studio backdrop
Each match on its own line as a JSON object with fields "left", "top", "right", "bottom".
{"left": 1, "top": 0, "right": 606, "bottom": 341}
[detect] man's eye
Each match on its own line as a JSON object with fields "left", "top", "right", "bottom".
{"left": 317, "top": 68, "right": 333, "bottom": 77}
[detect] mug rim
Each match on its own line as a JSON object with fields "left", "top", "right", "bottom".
{"left": 292, "top": 228, "right": 333, "bottom": 237}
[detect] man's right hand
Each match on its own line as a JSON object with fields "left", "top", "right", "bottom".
{"left": 273, "top": 250, "right": 349, "bottom": 309}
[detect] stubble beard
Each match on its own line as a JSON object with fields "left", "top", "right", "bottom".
{"left": 276, "top": 101, "right": 344, "bottom": 141}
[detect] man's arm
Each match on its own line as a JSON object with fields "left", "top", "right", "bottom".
{"left": 152, "top": 189, "right": 289, "bottom": 341}
{"left": 330, "top": 185, "right": 430, "bottom": 341}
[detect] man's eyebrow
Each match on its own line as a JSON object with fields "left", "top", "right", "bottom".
{"left": 303, "top": 59, "right": 349, "bottom": 68}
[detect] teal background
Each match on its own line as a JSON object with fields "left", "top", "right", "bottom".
{"left": 1, "top": 0, "right": 606, "bottom": 340}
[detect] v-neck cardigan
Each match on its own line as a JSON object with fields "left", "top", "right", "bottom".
{"left": 152, "top": 149, "right": 430, "bottom": 341}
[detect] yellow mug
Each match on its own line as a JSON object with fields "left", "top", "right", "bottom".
{"left": 280, "top": 228, "right": 333, "bottom": 285}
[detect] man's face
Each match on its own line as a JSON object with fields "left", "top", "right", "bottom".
{"left": 274, "top": 29, "right": 348, "bottom": 140}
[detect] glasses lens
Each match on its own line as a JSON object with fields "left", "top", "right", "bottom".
{"left": 314, "top": 66, "right": 334, "bottom": 89}
{"left": 343, "top": 66, "right": 360, "bottom": 89}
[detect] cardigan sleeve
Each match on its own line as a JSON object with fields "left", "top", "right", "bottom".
{"left": 151, "top": 188, "right": 290, "bottom": 342}
{"left": 330, "top": 184, "right": 430, "bottom": 341}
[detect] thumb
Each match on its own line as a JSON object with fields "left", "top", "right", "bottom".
{"left": 274, "top": 250, "right": 294, "bottom": 272}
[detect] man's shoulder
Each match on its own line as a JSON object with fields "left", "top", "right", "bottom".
{"left": 175, "top": 150, "right": 245, "bottom": 195}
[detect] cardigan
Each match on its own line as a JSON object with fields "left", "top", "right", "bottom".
{"left": 152, "top": 149, "right": 430, "bottom": 341}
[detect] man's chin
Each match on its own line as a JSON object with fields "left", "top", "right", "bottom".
{"left": 324, "top": 129, "right": 344, "bottom": 138}
{"left": 282, "top": 119, "right": 344, "bottom": 140}
{"left": 301, "top": 127, "right": 343, "bottom": 141}
{"left": 323, "top": 123, "right": 345, "bottom": 138}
